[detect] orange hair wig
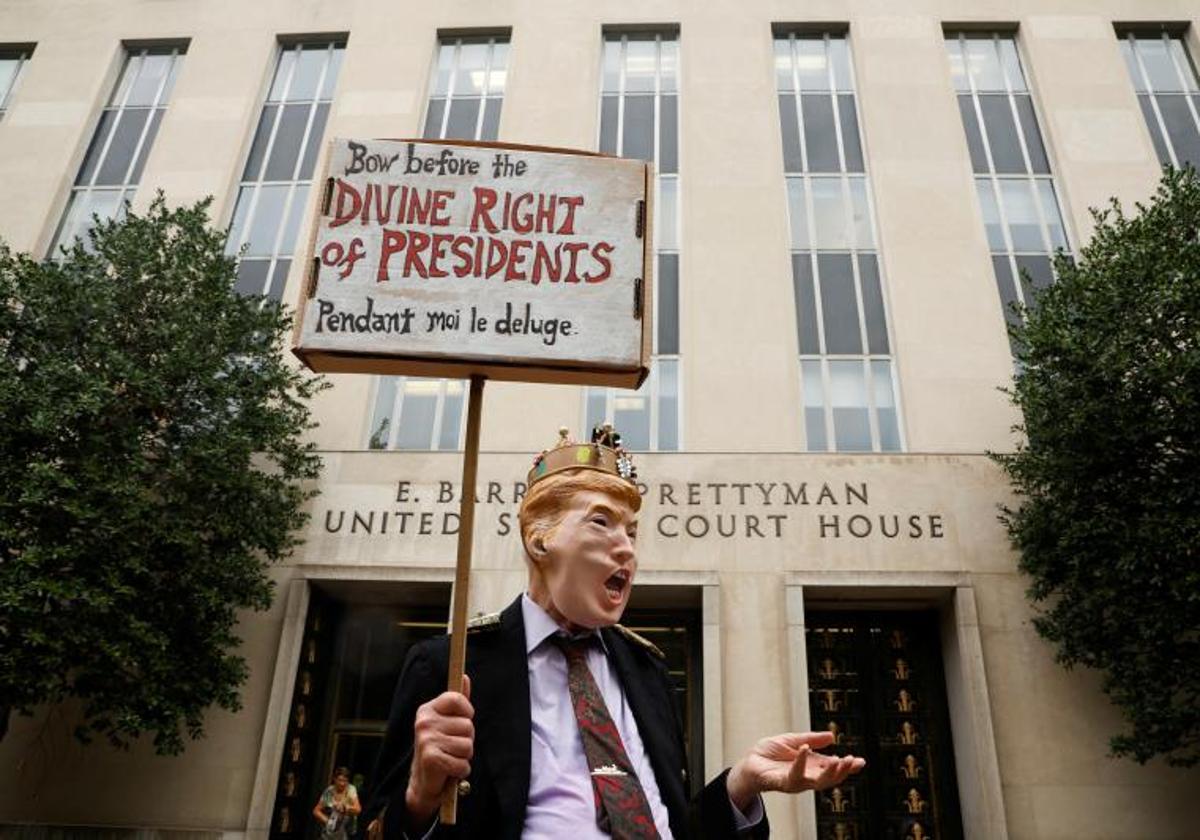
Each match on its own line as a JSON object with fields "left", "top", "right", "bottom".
{"left": 518, "top": 468, "right": 642, "bottom": 559}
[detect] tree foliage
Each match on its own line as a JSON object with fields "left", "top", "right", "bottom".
{"left": 0, "top": 196, "right": 325, "bottom": 754}
{"left": 995, "top": 166, "right": 1200, "bottom": 767}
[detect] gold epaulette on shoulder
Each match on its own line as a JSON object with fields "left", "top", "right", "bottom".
{"left": 466, "top": 611, "right": 501, "bottom": 633}
{"left": 614, "top": 624, "right": 665, "bottom": 659}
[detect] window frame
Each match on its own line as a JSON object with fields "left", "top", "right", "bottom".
{"left": 366, "top": 376, "right": 466, "bottom": 452}
{"left": 420, "top": 32, "right": 510, "bottom": 142}
{"left": 946, "top": 29, "right": 1075, "bottom": 341}
{"left": 224, "top": 38, "right": 345, "bottom": 300}
{"left": 584, "top": 29, "right": 684, "bottom": 452}
{"left": 775, "top": 28, "right": 905, "bottom": 453}
{"left": 0, "top": 45, "right": 33, "bottom": 119}
{"left": 47, "top": 44, "right": 186, "bottom": 257}
{"left": 1116, "top": 26, "right": 1200, "bottom": 171}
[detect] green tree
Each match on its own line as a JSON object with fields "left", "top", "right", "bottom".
{"left": 995, "top": 166, "right": 1200, "bottom": 767}
{"left": 0, "top": 196, "right": 325, "bottom": 754}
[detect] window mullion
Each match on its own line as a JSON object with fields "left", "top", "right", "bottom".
{"left": 825, "top": 36, "right": 849, "bottom": 173}
{"left": 990, "top": 181, "right": 1018, "bottom": 258}
{"left": 848, "top": 246, "right": 870, "bottom": 361}
{"left": 390, "top": 379, "right": 406, "bottom": 450}
{"left": 1000, "top": 41, "right": 1058, "bottom": 259}
{"left": 85, "top": 105, "right": 122, "bottom": 190}
{"left": 441, "top": 41, "right": 459, "bottom": 139}
{"left": 651, "top": 35, "right": 663, "bottom": 449}
{"left": 288, "top": 49, "right": 332, "bottom": 183}
{"left": 116, "top": 51, "right": 144, "bottom": 110}
{"left": 86, "top": 51, "right": 143, "bottom": 191}
{"left": 1164, "top": 33, "right": 1200, "bottom": 142}
{"left": 862, "top": 358, "right": 881, "bottom": 452}
{"left": 430, "top": 380, "right": 447, "bottom": 451}
{"left": 473, "top": 41, "right": 494, "bottom": 140}
{"left": 653, "top": 35, "right": 662, "bottom": 167}
{"left": 1004, "top": 91, "right": 1036, "bottom": 177}
{"left": 234, "top": 44, "right": 300, "bottom": 259}
{"left": 277, "top": 43, "right": 301, "bottom": 110}
{"left": 117, "top": 51, "right": 176, "bottom": 188}
{"left": 1027, "top": 175, "right": 1057, "bottom": 256}
{"left": 616, "top": 36, "right": 627, "bottom": 156}
{"left": 819, "top": 359, "right": 835, "bottom": 453}
{"left": 385, "top": 377, "right": 401, "bottom": 450}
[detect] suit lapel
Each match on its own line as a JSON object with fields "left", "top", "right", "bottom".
{"left": 602, "top": 627, "right": 690, "bottom": 837}
{"left": 472, "top": 596, "right": 531, "bottom": 840}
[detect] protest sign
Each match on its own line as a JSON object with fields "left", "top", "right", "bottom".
{"left": 292, "top": 138, "right": 652, "bottom": 388}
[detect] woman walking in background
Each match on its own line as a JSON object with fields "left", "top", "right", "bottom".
{"left": 313, "top": 766, "right": 361, "bottom": 838}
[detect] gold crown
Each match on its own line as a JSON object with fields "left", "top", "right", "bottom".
{"left": 528, "top": 424, "right": 638, "bottom": 488}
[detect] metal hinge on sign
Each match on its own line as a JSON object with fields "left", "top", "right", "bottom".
{"left": 635, "top": 200, "right": 645, "bottom": 239}
{"left": 321, "top": 177, "right": 335, "bottom": 215}
{"left": 633, "top": 277, "right": 643, "bottom": 320}
{"left": 306, "top": 257, "right": 320, "bottom": 299}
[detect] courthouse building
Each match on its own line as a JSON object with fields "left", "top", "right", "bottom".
{"left": 3, "top": 1, "right": 1200, "bottom": 838}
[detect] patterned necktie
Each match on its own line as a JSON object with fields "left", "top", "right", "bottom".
{"left": 551, "top": 635, "right": 662, "bottom": 840}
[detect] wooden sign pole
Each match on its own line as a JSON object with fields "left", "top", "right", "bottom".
{"left": 440, "top": 373, "right": 486, "bottom": 825}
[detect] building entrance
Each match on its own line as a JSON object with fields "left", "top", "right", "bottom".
{"left": 806, "top": 611, "right": 964, "bottom": 840}
{"left": 268, "top": 585, "right": 448, "bottom": 837}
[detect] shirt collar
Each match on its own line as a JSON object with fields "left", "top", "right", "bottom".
{"left": 521, "top": 592, "right": 609, "bottom": 656}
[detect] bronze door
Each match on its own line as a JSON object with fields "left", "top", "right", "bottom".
{"left": 806, "top": 611, "right": 964, "bottom": 840}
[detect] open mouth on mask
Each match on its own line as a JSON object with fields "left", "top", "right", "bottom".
{"left": 604, "top": 569, "right": 631, "bottom": 600}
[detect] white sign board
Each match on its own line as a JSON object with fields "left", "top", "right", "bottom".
{"left": 292, "top": 139, "right": 652, "bottom": 387}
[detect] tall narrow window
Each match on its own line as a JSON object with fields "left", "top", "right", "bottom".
{"left": 585, "top": 30, "right": 680, "bottom": 451}
{"left": 366, "top": 35, "right": 509, "bottom": 451}
{"left": 423, "top": 34, "right": 508, "bottom": 142}
{"left": 1117, "top": 29, "right": 1200, "bottom": 171}
{"left": 48, "top": 46, "right": 185, "bottom": 255}
{"left": 946, "top": 32, "right": 1070, "bottom": 347}
{"left": 776, "top": 31, "right": 901, "bottom": 452}
{"left": 0, "top": 47, "right": 32, "bottom": 120}
{"left": 226, "top": 41, "right": 344, "bottom": 300}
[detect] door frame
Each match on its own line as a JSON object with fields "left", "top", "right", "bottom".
{"left": 785, "top": 572, "right": 1009, "bottom": 840}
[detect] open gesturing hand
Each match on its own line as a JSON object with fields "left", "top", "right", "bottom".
{"left": 726, "top": 731, "right": 865, "bottom": 811}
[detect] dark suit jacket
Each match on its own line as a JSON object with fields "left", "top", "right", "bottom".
{"left": 364, "top": 596, "right": 769, "bottom": 839}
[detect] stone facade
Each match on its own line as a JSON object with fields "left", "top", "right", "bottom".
{"left": 1, "top": 1, "right": 1199, "bottom": 838}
